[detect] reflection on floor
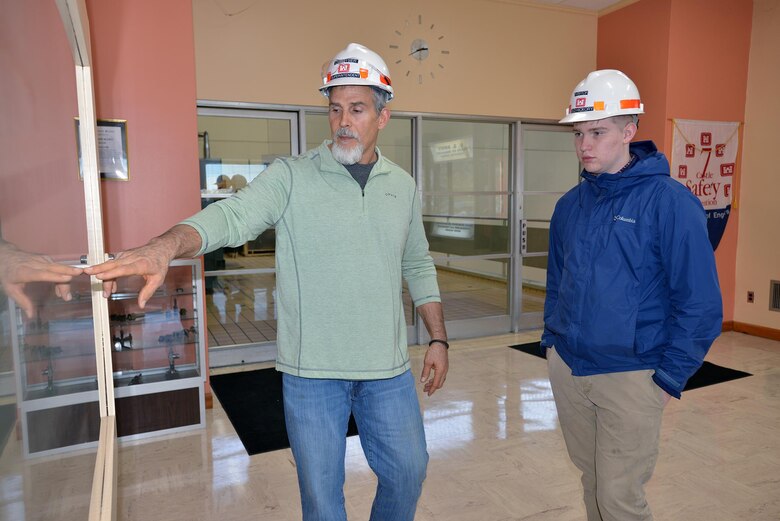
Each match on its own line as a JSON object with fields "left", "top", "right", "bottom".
{"left": 3, "top": 330, "right": 776, "bottom": 520}
{"left": 206, "top": 276, "right": 277, "bottom": 346}
{"left": 205, "top": 253, "right": 544, "bottom": 347}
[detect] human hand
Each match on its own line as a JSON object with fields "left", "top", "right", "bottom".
{"left": 83, "top": 240, "right": 175, "bottom": 308}
{"left": 420, "top": 343, "right": 448, "bottom": 396}
{"left": 0, "top": 244, "right": 83, "bottom": 318}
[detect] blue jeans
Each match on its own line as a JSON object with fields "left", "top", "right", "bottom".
{"left": 282, "top": 370, "right": 428, "bottom": 521}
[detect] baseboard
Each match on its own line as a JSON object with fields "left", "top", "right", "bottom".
{"left": 722, "top": 321, "right": 734, "bottom": 332}
{"left": 731, "top": 321, "right": 780, "bottom": 342}
{"left": 205, "top": 390, "right": 213, "bottom": 409}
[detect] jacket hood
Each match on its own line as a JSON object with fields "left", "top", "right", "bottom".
{"left": 577, "top": 140, "right": 670, "bottom": 207}
{"left": 581, "top": 140, "right": 670, "bottom": 186}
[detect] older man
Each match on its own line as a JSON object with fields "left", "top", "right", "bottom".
{"left": 86, "top": 43, "right": 448, "bottom": 521}
{"left": 542, "top": 69, "right": 722, "bottom": 520}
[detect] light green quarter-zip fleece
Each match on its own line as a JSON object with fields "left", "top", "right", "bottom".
{"left": 183, "top": 142, "right": 441, "bottom": 379}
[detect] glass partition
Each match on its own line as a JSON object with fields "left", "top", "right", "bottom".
{"left": 195, "top": 111, "right": 578, "bottom": 349}
{"left": 522, "top": 128, "right": 580, "bottom": 192}
{"left": 432, "top": 257, "right": 510, "bottom": 320}
{"left": 420, "top": 119, "right": 512, "bottom": 335}
{"left": 205, "top": 271, "right": 277, "bottom": 345}
{"left": 0, "top": 1, "right": 98, "bottom": 517}
{"left": 196, "top": 109, "right": 297, "bottom": 360}
{"left": 519, "top": 125, "right": 579, "bottom": 323}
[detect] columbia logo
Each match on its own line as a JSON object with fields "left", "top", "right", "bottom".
{"left": 385, "top": 192, "right": 397, "bottom": 198}
{"left": 614, "top": 215, "right": 636, "bottom": 224}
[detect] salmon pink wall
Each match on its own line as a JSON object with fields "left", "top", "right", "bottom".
{"left": 87, "top": 0, "right": 201, "bottom": 252}
{"left": 665, "top": 0, "right": 752, "bottom": 325}
{"left": 597, "top": 0, "right": 672, "bottom": 147}
{"left": 0, "top": 2, "right": 88, "bottom": 257}
{"left": 598, "top": 0, "right": 754, "bottom": 323}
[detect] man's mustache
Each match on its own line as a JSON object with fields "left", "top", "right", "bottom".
{"left": 335, "top": 127, "right": 359, "bottom": 140}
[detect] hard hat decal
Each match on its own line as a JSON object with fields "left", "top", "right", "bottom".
{"left": 334, "top": 58, "right": 359, "bottom": 65}
{"left": 380, "top": 74, "right": 391, "bottom": 86}
{"left": 575, "top": 90, "right": 588, "bottom": 96}
{"left": 620, "top": 99, "right": 641, "bottom": 109}
{"left": 330, "top": 72, "right": 362, "bottom": 80}
{"left": 575, "top": 97, "right": 587, "bottom": 108}
{"left": 337, "top": 63, "right": 351, "bottom": 73}
{"left": 360, "top": 68, "right": 368, "bottom": 79}
{"left": 594, "top": 101, "right": 605, "bottom": 111}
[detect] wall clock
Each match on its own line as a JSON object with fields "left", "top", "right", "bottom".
{"left": 388, "top": 14, "right": 450, "bottom": 85}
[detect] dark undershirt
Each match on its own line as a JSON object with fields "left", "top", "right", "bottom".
{"left": 344, "top": 161, "right": 376, "bottom": 191}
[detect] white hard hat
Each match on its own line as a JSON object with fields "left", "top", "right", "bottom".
{"left": 319, "top": 43, "right": 394, "bottom": 101}
{"left": 560, "top": 69, "right": 644, "bottom": 123}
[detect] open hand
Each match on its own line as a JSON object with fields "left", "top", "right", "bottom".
{"left": 84, "top": 241, "right": 174, "bottom": 308}
{"left": 0, "top": 245, "right": 83, "bottom": 318}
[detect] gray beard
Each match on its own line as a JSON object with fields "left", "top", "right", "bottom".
{"left": 331, "top": 129, "right": 364, "bottom": 165}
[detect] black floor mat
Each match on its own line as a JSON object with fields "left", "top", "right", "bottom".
{"left": 509, "top": 341, "right": 752, "bottom": 392}
{"left": 210, "top": 368, "right": 358, "bottom": 456}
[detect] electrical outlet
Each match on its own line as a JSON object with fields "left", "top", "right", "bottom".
{"left": 747, "top": 291, "right": 754, "bottom": 303}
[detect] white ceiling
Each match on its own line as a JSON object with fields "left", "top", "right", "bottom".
{"left": 527, "top": 0, "right": 629, "bottom": 12}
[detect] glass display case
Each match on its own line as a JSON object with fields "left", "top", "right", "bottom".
{"left": 10, "top": 259, "right": 206, "bottom": 457}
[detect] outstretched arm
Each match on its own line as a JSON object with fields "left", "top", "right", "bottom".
{"left": 83, "top": 224, "right": 202, "bottom": 308}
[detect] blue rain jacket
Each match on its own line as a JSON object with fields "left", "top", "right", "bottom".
{"left": 541, "top": 141, "right": 723, "bottom": 398}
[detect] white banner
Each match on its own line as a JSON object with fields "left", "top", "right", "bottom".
{"left": 671, "top": 119, "right": 738, "bottom": 209}
{"left": 671, "top": 119, "right": 739, "bottom": 249}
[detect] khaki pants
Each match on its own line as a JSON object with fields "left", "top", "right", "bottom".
{"left": 547, "top": 347, "right": 666, "bottom": 521}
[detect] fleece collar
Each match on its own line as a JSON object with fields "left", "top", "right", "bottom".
{"left": 317, "top": 141, "right": 393, "bottom": 178}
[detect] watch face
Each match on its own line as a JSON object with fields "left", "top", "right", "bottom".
{"left": 388, "top": 14, "right": 450, "bottom": 85}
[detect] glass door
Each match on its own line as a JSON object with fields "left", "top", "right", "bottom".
{"left": 196, "top": 107, "right": 299, "bottom": 367}
{"left": 419, "top": 118, "right": 513, "bottom": 340}
{"left": 515, "top": 124, "right": 580, "bottom": 330}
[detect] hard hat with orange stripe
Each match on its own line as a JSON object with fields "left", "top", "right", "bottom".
{"left": 320, "top": 43, "right": 394, "bottom": 101}
{"left": 560, "top": 69, "right": 643, "bottom": 123}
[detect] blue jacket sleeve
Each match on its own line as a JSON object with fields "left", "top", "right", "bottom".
{"left": 652, "top": 189, "right": 723, "bottom": 398}
{"left": 541, "top": 200, "right": 565, "bottom": 349}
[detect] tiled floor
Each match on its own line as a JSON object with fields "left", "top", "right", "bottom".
{"left": 3, "top": 330, "right": 778, "bottom": 520}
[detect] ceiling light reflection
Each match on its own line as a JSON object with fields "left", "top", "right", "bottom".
{"left": 211, "top": 435, "right": 250, "bottom": 491}
{"left": 423, "top": 399, "right": 475, "bottom": 449}
{"left": 518, "top": 378, "right": 558, "bottom": 432}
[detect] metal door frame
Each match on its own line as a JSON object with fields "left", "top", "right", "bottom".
{"left": 195, "top": 103, "right": 299, "bottom": 367}
{"left": 513, "top": 122, "right": 576, "bottom": 331}
{"left": 56, "top": 1, "right": 116, "bottom": 519}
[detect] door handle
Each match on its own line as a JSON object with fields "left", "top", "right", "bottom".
{"left": 520, "top": 220, "right": 527, "bottom": 255}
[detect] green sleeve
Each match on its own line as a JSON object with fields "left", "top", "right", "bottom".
{"left": 181, "top": 160, "right": 292, "bottom": 256}
{"left": 402, "top": 186, "right": 441, "bottom": 306}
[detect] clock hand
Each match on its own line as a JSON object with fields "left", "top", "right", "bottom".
{"left": 410, "top": 47, "right": 429, "bottom": 56}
